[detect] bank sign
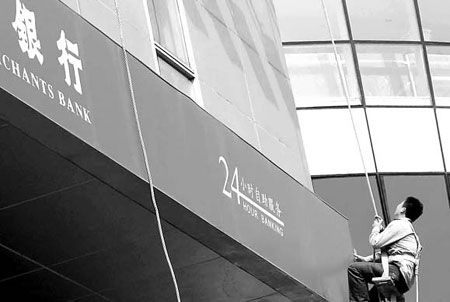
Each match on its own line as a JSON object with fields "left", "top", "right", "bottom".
{"left": 0, "top": 1, "right": 352, "bottom": 300}
{"left": 3, "top": 0, "right": 89, "bottom": 124}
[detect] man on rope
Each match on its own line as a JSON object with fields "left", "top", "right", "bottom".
{"left": 348, "top": 196, "right": 423, "bottom": 302}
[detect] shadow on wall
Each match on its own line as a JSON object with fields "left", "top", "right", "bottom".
{"left": 183, "top": 0, "right": 243, "bottom": 71}
{"left": 204, "top": 1, "right": 243, "bottom": 68}
{"left": 184, "top": 0, "right": 300, "bottom": 128}
{"left": 228, "top": 0, "right": 278, "bottom": 109}
{"left": 248, "top": 0, "right": 300, "bottom": 128}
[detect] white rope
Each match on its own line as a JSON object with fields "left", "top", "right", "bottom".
{"left": 112, "top": 1, "right": 182, "bottom": 301}
{"left": 414, "top": 238, "right": 423, "bottom": 302}
{"left": 416, "top": 269, "right": 420, "bottom": 302}
{"left": 319, "top": 0, "right": 378, "bottom": 217}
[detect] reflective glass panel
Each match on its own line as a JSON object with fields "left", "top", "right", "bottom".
{"left": 284, "top": 44, "right": 360, "bottom": 107}
{"left": 427, "top": 46, "right": 450, "bottom": 105}
{"left": 418, "top": 0, "right": 450, "bottom": 42}
{"left": 273, "top": 0, "right": 348, "bottom": 41}
{"left": 436, "top": 109, "right": 450, "bottom": 168}
{"left": 297, "top": 108, "right": 375, "bottom": 175}
{"left": 147, "top": 0, "right": 189, "bottom": 65}
{"left": 313, "top": 176, "right": 382, "bottom": 256}
{"left": 367, "top": 108, "right": 443, "bottom": 172}
{"left": 357, "top": 45, "right": 430, "bottom": 105}
{"left": 346, "top": 0, "right": 419, "bottom": 40}
{"left": 383, "top": 175, "right": 450, "bottom": 302}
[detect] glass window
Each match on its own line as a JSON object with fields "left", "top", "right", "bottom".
{"left": 297, "top": 108, "right": 375, "bottom": 175}
{"left": 383, "top": 175, "right": 450, "bottom": 302}
{"left": 313, "top": 176, "right": 382, "bottom": 256}
{"left": 427, "top": 46, "right": 450, "bottom": 105}
{"left": 436, "top": 109, "right": 450, "bottom": 168}
{"left": 146, "top": 0, "right": 196, "bottom": 98}
{"left": 346, "top": 0, "right": 420, "bottom": 40}
{"left": 284, "top": 44, "right": 360, "bottom": 107}
{"left": 357, "top": 45, "right": 430, "bottom": 105}
{"left": 273, "top": 0, "right": 348, "bottom": 42}
{"left": 418, "top": 0, "right": 450, "bottom": 42}
{"left": 366, "top": 108, "right": 443, "bottom": 172}
{"left": 147, "top": 0, "right": 189, "bottom": 65}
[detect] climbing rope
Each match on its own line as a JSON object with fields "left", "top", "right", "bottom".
{"left": 112, "top": 1, "right": 182, "bottom": 301}
{"left": 319, "top": 1, "right": 420, "bottom": 301}
{"left": 319, "top": 0, "right": 378, "bottom": 217}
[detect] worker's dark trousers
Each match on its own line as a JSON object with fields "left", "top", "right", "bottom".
{"left": 348, "top": 262, "right": 408, "bottom": 302}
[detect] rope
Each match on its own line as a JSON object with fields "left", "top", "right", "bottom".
{"left": 416, "top": 269, "right": 420, "bottom": 302}
{"left": 414, "top": 230, "right": 423, "bottom": 302}
{"left": 319, "top": 0, "right": 380, "bottom": 282}
{"left": 319, "top": 0, "right": 378, "bottom": 217}
{"left": 112, "top": 1, "right": 182, "bottom": 301}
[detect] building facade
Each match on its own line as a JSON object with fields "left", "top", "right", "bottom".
{"left": 274, "top": 0, "right": 450, "bottom": 301}
{"left": 0, "top": 0, "right": 353, "bottom": 301}
{"left": 61, "top": 0, "right": 313, "bottom": 189}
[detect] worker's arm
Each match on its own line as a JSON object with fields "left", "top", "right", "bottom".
{"left": 369, "top": 218, "right": 411, "bottom": 249}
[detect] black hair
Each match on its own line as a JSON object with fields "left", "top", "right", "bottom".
{"left": 403, "top": 196, "right": 423, "bottom": 222}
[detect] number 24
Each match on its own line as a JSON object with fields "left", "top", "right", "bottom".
{"left": 219, "top": 156, "right": 240, "bottom": 201}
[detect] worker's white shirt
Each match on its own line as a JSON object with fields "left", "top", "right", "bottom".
{"left": 369, "top": 218, "right": 420, "bottom": 289}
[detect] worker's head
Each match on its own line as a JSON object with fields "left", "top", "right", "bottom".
{"left": 395, "top": 196, "right": 423, "bottom": 222}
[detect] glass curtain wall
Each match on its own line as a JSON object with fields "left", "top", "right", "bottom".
{"left": 276, "top": 0, "right": 450, "bottom": 176}
{"left": 275, "top": 1, "right": 450, "bottom": 300}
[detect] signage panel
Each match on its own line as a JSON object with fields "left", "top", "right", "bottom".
{"left": 129, "top": 58, "right": 352, "bottom": 301}
{"left": 0, "top": 1, "right": 352, "bottom": 301}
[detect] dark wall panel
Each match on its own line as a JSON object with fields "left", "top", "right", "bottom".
{"left": 313, "top": 176, "right": 382, "bottom": 256}
{"left": 383, "top": 175, "right": 450, "bottom": 302}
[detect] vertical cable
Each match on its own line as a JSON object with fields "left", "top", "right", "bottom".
{"left": 112, "top": 1, "right": 182, "bottom": 301}
{"left": 320, "top": 0, "right": 378, "bottom": 217}
{"left": 416, "top": 269, "right": 420, "bottom": 302}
